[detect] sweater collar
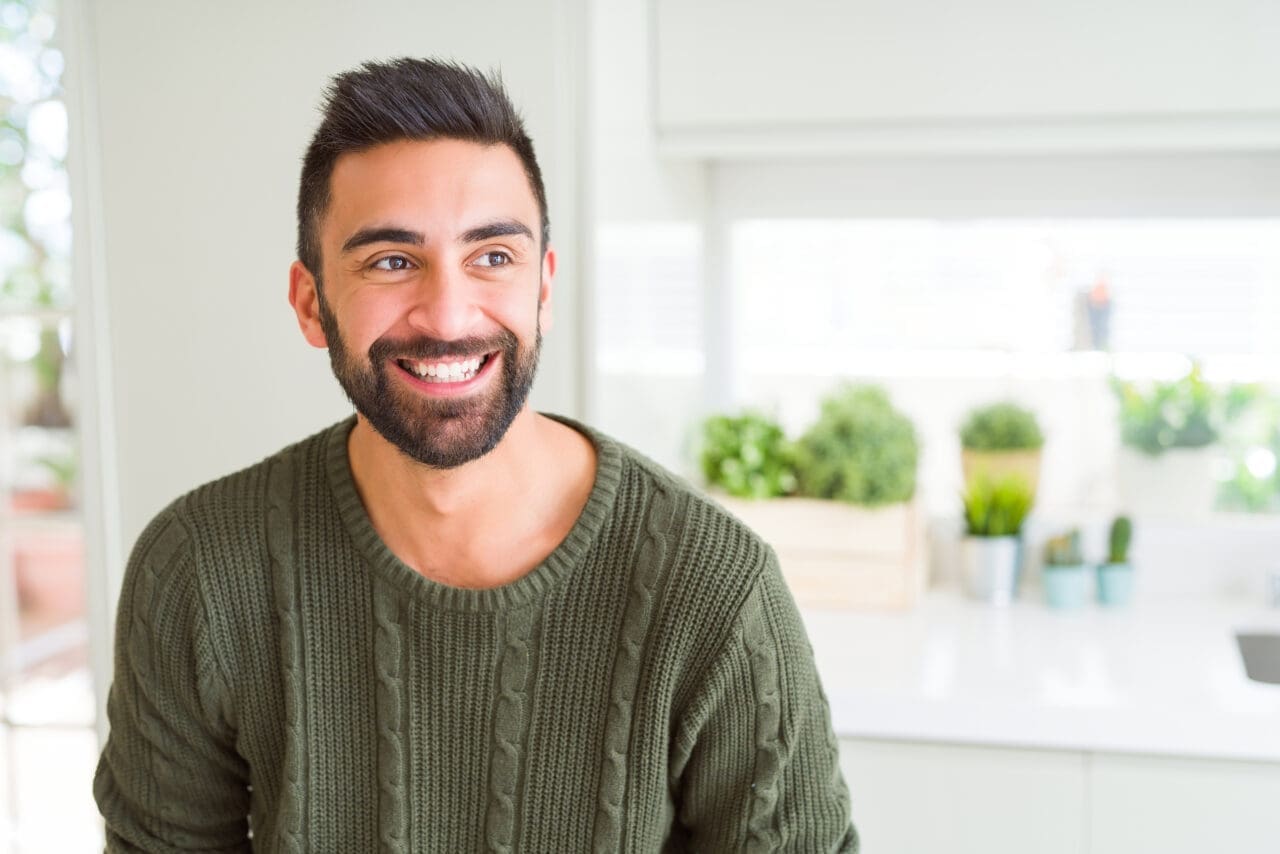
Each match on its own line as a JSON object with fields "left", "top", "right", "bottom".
{"left": 324, "top": 411, "right": 624, "bottom": 612}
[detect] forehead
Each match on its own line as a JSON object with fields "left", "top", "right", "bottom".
{"left": 323, "top": 138, "right": 538, "bottom": 243}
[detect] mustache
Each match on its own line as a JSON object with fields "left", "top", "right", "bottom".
{"left": 368, "top": 329, "right": 518, "bottom": 362}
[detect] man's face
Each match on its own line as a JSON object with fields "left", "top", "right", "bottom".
{"left": 295, "top": 138, "right": 553, "bottom": 469}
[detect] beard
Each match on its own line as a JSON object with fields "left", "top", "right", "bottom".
{"left": 317, "top": 293, "right": 541, "bottom": 470}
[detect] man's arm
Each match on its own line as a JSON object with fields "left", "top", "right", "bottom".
{"left": 93, "top": 509, "right": 251, "bottom": 852}
{"left": 670, "top": 549, "right": 858, "bottom": 852}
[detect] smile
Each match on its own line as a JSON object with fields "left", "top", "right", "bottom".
{"left": 395, "top": 353, "right": 495, "bottom": 384}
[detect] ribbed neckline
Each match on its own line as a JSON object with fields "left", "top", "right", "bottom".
{"left": 324, "top": 412, "right": 624, "bottom": 613}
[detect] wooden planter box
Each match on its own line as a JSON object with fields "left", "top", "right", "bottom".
{"left": 717, "top": 495, "right": 926, "bottom": 610}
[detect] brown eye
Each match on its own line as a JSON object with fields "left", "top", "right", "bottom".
{"left": 372, "top": 255, "right": 413, "bottom": 271}
{"left": 474, "top": 251, "right": 511, "bottom": 268}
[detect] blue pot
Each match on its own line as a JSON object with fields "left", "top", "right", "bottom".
{"left": 1097, "top": 563, "right": 1134, "bottom": 606}
{"left": 1044, "top": 564, "right": 1090, "bottom": 610}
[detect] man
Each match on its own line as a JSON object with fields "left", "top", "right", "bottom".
{"left": 94, "top": 57, "right": 857, "bottom": 852}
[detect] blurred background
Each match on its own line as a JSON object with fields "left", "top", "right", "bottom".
{"left": 3, "top": 0, "right": 1280, "bottom": 851}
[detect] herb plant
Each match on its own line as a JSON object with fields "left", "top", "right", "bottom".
{"left": 1110, "top": 362, "right": 1256, "bottom": 455}
{"left": 699, "top": 410, "right": 798, "bottom": 499}
{"left": 962, "top": 474, "right": 1034, "bottom": 537}
{"left": 793, "top": 385, "right": 919, "bottom": 506}
{"left": 960, "top": 402, "right": 1044, "bottom": 451}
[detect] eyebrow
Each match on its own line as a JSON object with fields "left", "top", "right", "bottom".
{"left": 460, "top": 219, "right": 534, "bottom": 245}
{"left": 340, "top": 219, "right": 534, "bottom": 254}
{"left": 341, "top": 227, "right": 423, "bottom": 254}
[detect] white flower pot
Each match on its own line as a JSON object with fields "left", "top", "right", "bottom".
{"left": 960, "top": 535, "right": 1022, "bottom": 606}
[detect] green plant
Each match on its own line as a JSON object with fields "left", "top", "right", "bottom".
{"left": 962, "top": 474, "right": 1034, "bottom": 537}
{"left": 36, "top": 452, "right": 76, "bottom": 493}
{"left": 960, "top": 402, "right": 1044, "bottom": 451}
{"left": 1107, "top": 516, "right": 1132, "bottom": 564}
{"left": 793, "top": 384, "right": 918, "bottom": 506}
{"left": 1216, "top": 391, "right": 1280, "bottom": 513}
{"left": 1044, "top": 529, "right": 1084, "bottom": 567}
{"left": 1111, "top": 362, "right": 1257, "bottom": 456}
{"left": 699, "top": 410, "right": 797, "bottom": 499}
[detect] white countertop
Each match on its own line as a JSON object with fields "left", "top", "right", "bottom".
{"left": 802, "top": 590, "right": 1280, "bottom": 762}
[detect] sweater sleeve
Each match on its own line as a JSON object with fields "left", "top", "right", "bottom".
{"left": 93, "top": 508, "right": 252, "bottom": 853}
{"left": 669, "top": 549, "right": 858, "bottom": 853}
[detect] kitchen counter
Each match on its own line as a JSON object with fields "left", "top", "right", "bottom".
{"left": 802, "top": 589, "right": 1280, "bottom": 762}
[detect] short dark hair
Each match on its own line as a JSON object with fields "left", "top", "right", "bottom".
{"left": 296, "top": 57, "right": 550, "bottom": 281}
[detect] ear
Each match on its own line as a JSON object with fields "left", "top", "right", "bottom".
{"left": 537, "top": 245, "right": 556, "bottom": 333}
{"left": 289, "top": 260, "right": 329, "bottom": 349}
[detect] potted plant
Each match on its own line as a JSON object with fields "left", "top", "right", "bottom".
{"left": 1096, "top": 515, "right": 1134, "bottom": 606}
{"left": 960, "top": 474, "right": 1034, "bottom": 605}
{"left": 1111, "top": 362, "right": 1253, "bottom": 518}
{"left": 959, "top": 401, "right": 1045, "bottom": 498}
{"left": 705, "top": 384, "right": 925, "bottom": 610}
{"left": 793, "top": 385, "right": 918, "bottom": 507}
{"left": 1042, "top": 528, "right": 1090, "bottom": 610}
{"left": 699, "top": 410, "right": 797, "bottom": 500}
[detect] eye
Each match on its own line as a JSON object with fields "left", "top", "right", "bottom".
{"left": 371, "top": 255, "right": 414, "bottom": 272}
{"left": 473, "top": 250, "right": 512, "bottom": 268}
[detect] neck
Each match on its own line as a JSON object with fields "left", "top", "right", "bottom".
{"left": 344, "top": 405, "right": 596, "bottom": 589}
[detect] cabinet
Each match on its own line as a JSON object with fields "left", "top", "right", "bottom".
{"left": 839, "top": 738, "right": 1085, "bottom": 853}
{"left": 1090, "top": 753, "right": 1280, "bottom": 854}
{"left": 839, "top": 737, "right": 1280, "bottom": 853}
{"left": 655, "top": 0, "right": 1280, "bottom": 156}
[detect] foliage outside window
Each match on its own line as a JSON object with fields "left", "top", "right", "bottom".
{"left": 1, "top": 0, "right": 69, "bottom": 313}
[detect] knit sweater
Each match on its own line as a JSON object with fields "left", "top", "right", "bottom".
{"left": 94, "top": 414, "right": 857, "bottom": 853}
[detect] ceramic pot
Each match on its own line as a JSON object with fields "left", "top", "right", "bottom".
{"left": 1096, "top": 562, "right": 1134, "bottom": 606}
{"left": 1044, "top": 564, "right": 1090, "bottom": 610}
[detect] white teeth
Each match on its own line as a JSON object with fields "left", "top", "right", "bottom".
{"left": 402, "top": 355, "right": 485, "bottom": 383}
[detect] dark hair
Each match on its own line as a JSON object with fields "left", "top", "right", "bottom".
{"left": 296, "top": 57, "right": 550, "bottom": 281}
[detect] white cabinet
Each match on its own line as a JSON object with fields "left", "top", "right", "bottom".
{"left": 840, "top": 738, "right": 1280, "bottom": 853}
{"left": 839, "top": 738, "right": 1085, "bottom": 854}
{"left": 655, "top": 0, "right": 1280, "bottom": 156}
{"left": 1089, "top": 753, "right": 1280, "bottom": 854}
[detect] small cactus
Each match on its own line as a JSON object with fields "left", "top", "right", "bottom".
{"left": 1044, "top": 528, "right": 1084, "bottom": 567}
{"left": 1108, "top": 516, "right": 1133, "bottom": 564}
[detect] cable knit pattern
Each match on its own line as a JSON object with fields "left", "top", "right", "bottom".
{"left": 129, "top": 517, "right": 186, "bottom": 829}
{"left": 743, "top": 595, "right": 783, "bottom": 852}
{"left": 592, "top": 482, "right": 676, "bottom": 853}
{"left": 485, "top": 606, "right": 535, "bottom": 853}
{"left": 266, "top": 455, "right": 306, "bottom": 854}
{"left": 94, "top": 414, "right": 856, "bottom": 853}
{"left": 373, "top": 580, "right": 409, "bottom": 853}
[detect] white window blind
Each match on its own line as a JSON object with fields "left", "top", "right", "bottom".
{"left": 731, "top": 219, "right": 1280, "bottom": 376}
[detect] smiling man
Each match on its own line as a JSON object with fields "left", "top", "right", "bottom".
{"left": 94, "top": 58, "right": 857, "bottom": 852}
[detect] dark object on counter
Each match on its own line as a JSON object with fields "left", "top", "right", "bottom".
{"left": 1236, "top": 632, "right": 1280, "bottom": 684}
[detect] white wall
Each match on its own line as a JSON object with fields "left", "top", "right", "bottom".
{"left": 588, "top": 0, "right": 710, "bottom": 468}
{"left": 70, "top": 0, "right": 587, "bottom": 574}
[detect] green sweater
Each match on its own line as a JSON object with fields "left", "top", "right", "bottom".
{"left": 94, "top": 415, "right": 857, "bottom": 853}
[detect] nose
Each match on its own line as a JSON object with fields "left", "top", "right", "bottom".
{"left": 404, "top": 260, "right": 479, "bottom": 342}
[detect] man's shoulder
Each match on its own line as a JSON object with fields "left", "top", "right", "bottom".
{"left": 579, "top": 421, "right": 776, "bottom": 600}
